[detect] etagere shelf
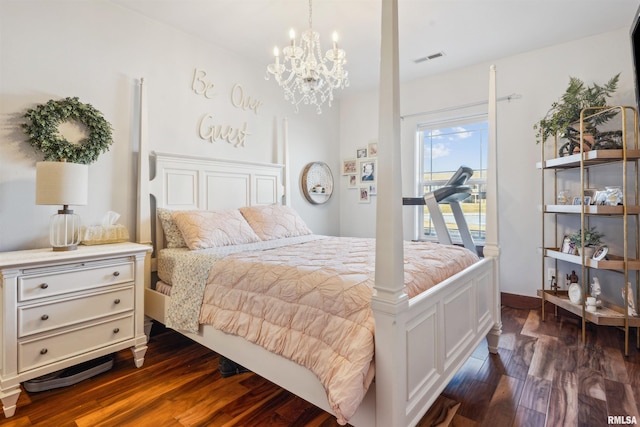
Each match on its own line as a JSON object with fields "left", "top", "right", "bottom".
{"left": 538, "top": 105, "right": 640, "bottom": 355}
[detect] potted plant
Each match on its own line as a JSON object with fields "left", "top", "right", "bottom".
{"left": 534, "top": 74, "right": 621, "bottom": 155}
{"left": 568, "top": 226, "right": 604, "bottom": 258}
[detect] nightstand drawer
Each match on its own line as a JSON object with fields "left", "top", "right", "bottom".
{"left": 18, "top": 286, "right": 134, "bottom": 337}
{"left": 18, "top": 261, "right": 134, "bottom": 302}
{"left": 18, "top": 314, "right": 134, "bottom": 373}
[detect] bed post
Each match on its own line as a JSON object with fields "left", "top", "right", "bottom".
{"left": 282, "top": 117, "right": 291, "bottom": 207}
{"left": 136, "top": 77, "right": 151, "bottom": 249}
{"left": 136, "top": 77, "right": 154, "bottom": 337}
{"left": 371, "top": 0, "right": 409, "bottom": 426}
{"left": 485, "top": 65, "right": 502, "bottom": 353}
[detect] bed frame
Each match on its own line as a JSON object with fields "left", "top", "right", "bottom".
{"left": 136, "top": 3, "right": 501, "bottom": 425}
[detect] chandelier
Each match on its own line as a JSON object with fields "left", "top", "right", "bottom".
{"left": 266, "top": 0, "right": 349, "bottom": 114}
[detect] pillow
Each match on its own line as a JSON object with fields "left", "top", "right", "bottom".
{"left": 239, "top": 205, "right": 312, "bottom": 241}
{"left": 157, "top": 208, "right": 187, "bottom": 248}
{"left": 172, "top": 209, "right": 261, "bottom": 250}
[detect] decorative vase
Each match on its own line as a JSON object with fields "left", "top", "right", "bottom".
{"left": 578, "top": 246, "right": 595, "bottom": 258}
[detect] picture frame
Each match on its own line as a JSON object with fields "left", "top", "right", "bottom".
{"left": 358, "top": 159, "right": 377, "bottom": 184}
{"left": 584, "top": 188, "right": 597, "bottom": 200}
{"left": 356, "top": 147, "right": 368, "bottom": 159}
{"left": 348, "top": 175, "right": 357, "bottom": 188}
{"left": 592, "top": 245, "right": 608, "bottom": 261}
{"left": 368, "top": 184, "right": 377, "bottom": 196}
{"left": 561, "top": 236, "right": 575, "bottom": 254}
{"left": 342, "top": 159, "right": 357, "bottom": 175}
{"left": 594, "top": 190, "right": 608, "bottom": 205}
{"left": 572, "top": 196, "right": 591, "bottom": 206}
{"left": 367, "top": 141, "right": 378, "bottom": 157}
{"left": 359, "top": 187, "right": 370, "bottom": 203}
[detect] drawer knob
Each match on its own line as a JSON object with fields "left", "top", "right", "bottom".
{"left": 113, "top": 328, "right": 120, "bottom": 334}
{"left": 40, "top": 283, "right": 49, "bottom": 289}
{"left": 40, "top": 348, "right": 48, "bottom": 355}
{"left": 114, "top": 298, "right": 121, "bottom": 304}
{"left": 113, "top": 271, "right": 120, "bottom": 277}
{"left": 41, "top": 314, "right": 49, "bottom": 321}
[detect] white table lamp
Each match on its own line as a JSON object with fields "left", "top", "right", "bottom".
{"left": 36, "top": 161, "right": 88, "bottom": 251}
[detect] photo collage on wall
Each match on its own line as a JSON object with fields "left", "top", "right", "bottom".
{"left": 342, "top": 141, "right": 377, "bottom": 203}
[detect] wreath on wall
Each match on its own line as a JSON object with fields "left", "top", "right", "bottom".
{"left": 22, "top": 97, "right": 113, "bottom": 164}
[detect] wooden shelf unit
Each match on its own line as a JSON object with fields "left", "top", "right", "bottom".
{"left": 538, "top": 289, "right": 640, "bottom": 327}
{"left": 538, "top": 105, "right": 640, "bottom": 355}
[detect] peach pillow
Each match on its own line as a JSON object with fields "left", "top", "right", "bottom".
{"left": 239, "top": 205, "right": 312, "bottom": 241}
{"left": 172, "top": 209, "right": 260, "bottom": 250}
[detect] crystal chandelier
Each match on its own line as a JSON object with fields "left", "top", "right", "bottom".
{"left": 266, "top": 0, "right": 349, "bottom": 114}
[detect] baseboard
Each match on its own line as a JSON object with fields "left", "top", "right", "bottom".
{"left": 501, "top": 292, "right": 540, "bottom": 310}
{"left": 501, "top": 291, "right": 580, "bottom": 320}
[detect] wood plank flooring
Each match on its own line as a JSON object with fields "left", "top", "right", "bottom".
{"left": 1, "top": 305, "right": 639, "bottom": 426}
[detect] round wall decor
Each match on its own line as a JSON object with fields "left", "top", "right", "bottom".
{"left": 22, "top": 97, "right": 113, "bottom": 164}
{"left": 301, "top": 162, "right": 333, "bottom": 204}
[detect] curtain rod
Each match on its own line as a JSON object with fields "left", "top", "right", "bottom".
{"left": 400, "top": 93, "right": 521, "bottom": 120}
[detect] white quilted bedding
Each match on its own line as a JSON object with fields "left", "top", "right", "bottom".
{"left": 193, "top": 236, "right": 478, "bottom": 424}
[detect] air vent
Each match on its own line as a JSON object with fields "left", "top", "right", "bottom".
{"left": 413, "top": 51, "right": 445, "bottom": 64}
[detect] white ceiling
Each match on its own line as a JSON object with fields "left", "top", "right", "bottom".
{"left": 111, "top": 0, "right": 640, "bottom": 92}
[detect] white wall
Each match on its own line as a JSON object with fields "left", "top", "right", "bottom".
{"left": 1, "top": 1, "right": 637, "bottom": 300}
{"left": 338, "top": 27, "right": 637, "bottom": 297}
{"left": 0, "top": 0, "right": 340, "bottom": 252}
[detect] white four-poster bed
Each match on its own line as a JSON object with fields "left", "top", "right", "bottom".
{"left": 136, "top": 2, "right": 502, "bottom": 426}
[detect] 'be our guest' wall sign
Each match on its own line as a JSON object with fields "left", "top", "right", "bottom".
{"left": 191, "top": 68, "right": 263, "bottom": 147}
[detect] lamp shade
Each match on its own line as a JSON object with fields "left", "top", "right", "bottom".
{"left": 36, "top": 162, "right": 88, "bottom": 206}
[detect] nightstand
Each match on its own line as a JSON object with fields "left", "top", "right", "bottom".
{"left": 0, "top": 242, "right": 151, "bottom": 417}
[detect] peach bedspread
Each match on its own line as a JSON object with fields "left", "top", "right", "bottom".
{"left": 198, "top": 236, "right": 478, "bottom": 424}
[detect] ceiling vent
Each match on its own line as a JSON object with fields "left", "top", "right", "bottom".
{"left": 413, "top": 51, "right": 445, "bottom": 64}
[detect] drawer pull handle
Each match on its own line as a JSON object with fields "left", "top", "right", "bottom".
{"left": 113, "top": 271, "right": 120, "bottom": 277}
{"left": 113, "top": 328, "right": 120, "bottom": 334}
{"left": 40, "top": 283, "right": 49, "bottom": 289}
{"left": 41, "top": 314, "right": 49, "bottom": 321}
{"left": 40, "top": 348, "right": 48, "bottom": 355}
{"left": 114, "top": 298, "right": 121, "bottom": 304}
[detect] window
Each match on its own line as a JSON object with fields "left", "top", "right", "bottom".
{"left": 417, "top": 117, "right": 488, "bottom": 244}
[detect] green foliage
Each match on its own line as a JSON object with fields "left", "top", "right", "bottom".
{"left": 569, "top": 226, "right": 604, "bottom": 247}
{"left": 22, "top": 97, "right": 113, "bottom": 164}
{"left": 534, "top": 74, "right": 620, "bottom": 143}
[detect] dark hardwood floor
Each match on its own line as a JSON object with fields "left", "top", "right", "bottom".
{"left": 1, "top": 305, "right": 639, "bottom": 426}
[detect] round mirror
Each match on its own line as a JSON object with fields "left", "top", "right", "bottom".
{"left": 301, "top": 162, "right": 333, "bottom": 205}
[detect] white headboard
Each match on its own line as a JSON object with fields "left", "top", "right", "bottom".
{"left": 139, "top": 151, "right": 284, "bottom": 264}
{"left": 150, "top": 151, "right": 284, "bottom": 211}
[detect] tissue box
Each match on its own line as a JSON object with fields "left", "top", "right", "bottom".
{"left": 80, "top": 224, "right": 130, "bottom": 245}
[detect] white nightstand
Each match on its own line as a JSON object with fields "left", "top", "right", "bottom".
{"left": 0, "top": 242, "right": 151, "bottom": 417}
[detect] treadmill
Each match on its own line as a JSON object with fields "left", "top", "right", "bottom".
{"left": 403, "top": 165, "right": 477, "bottom": 253}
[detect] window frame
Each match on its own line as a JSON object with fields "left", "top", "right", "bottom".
{"left": 415, "top": 113, "right": 488, "bottom": 245}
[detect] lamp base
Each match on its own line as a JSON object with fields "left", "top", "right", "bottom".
{"left": 50, "top": 208, "right": 81, "bottom": 251}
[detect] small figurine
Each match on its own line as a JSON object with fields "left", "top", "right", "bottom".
{"left": 622, "top": 282, "right": 638, "bottom": 317}
{"left": 591, "top": 277, "right": 602, "bottom": 300}
{"left": 567, "top": 270, "right": 579, "bottom": 284}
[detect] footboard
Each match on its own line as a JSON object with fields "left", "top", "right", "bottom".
{"left": 371, "top": 257, "right": 499, "bottom": 426}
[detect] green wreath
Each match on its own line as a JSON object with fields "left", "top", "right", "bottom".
{"left": 22, "top": 97, "right": 113, "bottom": 164}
